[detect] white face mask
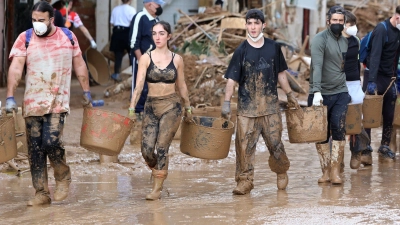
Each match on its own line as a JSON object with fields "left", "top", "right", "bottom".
{"left": 396, "top": 21, "right": 400, "bottom": 30}
{"left": 32, "top": 22, "right": 48, "bottom": 36}
{"left": 247, "top": 32, "right": 264, "bottom": 43}
{"left": 345, "top": 25, "right": 358, "bottom": 36}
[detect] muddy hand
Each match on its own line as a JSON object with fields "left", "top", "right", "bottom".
{"left": 286, "top": 91, "right": 300, "bottom": 109}
{"left": 82, "top": 91, "right": 93, "bottom": 107}
{"left": 184, "top": 106, "right": 194, "bottom": 123}
{"left": 128, "top": 108, "right": 137, "bottom": 123}
{"left": 221, "top": 100, "right": 231, "bottom": 120}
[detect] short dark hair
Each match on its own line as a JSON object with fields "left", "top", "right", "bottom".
{"left": 327, "top": 5, "right": 346, "bottom": 22}
{"left": 32, "top": 1, "right": 54, "bottom": 18}
{"left": 345, "top": 10, "right": 357, "bottom": 25}
{"left": 396, "top": 5, "right": 400, "bottom": 14}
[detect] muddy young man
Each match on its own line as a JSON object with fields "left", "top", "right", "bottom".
{"left": 221, "top": 9, "right": 300, "bottom": 195}
{"left": 363, "top": 6, "right": 400, "bottom": 163}
{"left": 6, "top": 1, "right": 92, "bottom": 206}
{"left": 309, "top": 6, "right": 350, "bottom": 185}
{"left": 129, "top": 21, "right": 192, "bottom": 200}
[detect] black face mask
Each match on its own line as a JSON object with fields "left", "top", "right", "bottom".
{"left": 330, "top": 23, "right": 344, "bottom": 35}
{"left": 155, "top": 6, "right": 163, "bottom": 16}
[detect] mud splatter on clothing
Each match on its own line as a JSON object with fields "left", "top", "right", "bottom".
{"left": 25, "top": 113, "right": 71, "bottom": 195}
{"left": 141, "top": 93, "right": 182, "bottom": 170}
{"left": 9, "top": 27, "right": 81, "bottom": 117}
{"left": 224, "top": 38, "right": 288, "bottom": 117}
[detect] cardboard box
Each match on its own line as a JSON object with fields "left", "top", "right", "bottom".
{"left": 198, "top": 0, "right": 213, "bottom": 7}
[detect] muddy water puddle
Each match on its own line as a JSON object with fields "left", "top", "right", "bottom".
{"left": 2, "top": 137, "right": 400, "bottom": 224}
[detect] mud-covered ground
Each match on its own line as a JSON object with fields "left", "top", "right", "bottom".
{"left": 1, "top": 80, "right": 400, "bottom": 225}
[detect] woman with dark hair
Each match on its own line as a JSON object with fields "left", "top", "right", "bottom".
{"left": 129, "top": 21, "right": 192, "bottom": 200}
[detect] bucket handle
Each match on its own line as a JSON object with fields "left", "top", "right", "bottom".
{"left": 364, "top": 77, "right": 396, "bottom": 96}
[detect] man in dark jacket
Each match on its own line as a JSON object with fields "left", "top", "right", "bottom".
{"left": 363, "top": 6, "right": 400, "bottom": 163}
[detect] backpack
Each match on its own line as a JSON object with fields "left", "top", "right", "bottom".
{"left": 359, "top": 21, "right": 388, "bottom": 64}
{"left": 25, "top": 27, "right": 75, "bottom": 49}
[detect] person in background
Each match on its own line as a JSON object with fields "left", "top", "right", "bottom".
{"left": 109, "top": 0, "right": 136, "bottom": 82}
{"left": 129, "top": 0, "right": 164, "bottom": 120}
{"left": 341, "top": 11, "right": 368, "bottom": 170}
{"left": 6, "top": 1, "right": 92, "bottom": 206}
{"left": 129, "top": 21, "right": 192, "bottom": 200}
{"left": 54, "top": 0, "right": 97, "bottom": 48}
{"left": 309, "top": 6, "right": 350, "bottom": 184}
{"left": 363, "top": 6, "right": 400, "bottom": 163}
{"left": 222, "top": 9, "right": 299, "bottom": 195}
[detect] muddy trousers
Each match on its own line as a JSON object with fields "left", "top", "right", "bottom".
{"left": 235, "top": 114, "right": 290, "bottom": 183}
{"left": 141, "top": 93, "right": 182, "bottom": 170}
{"left": 25, "top": 113, "right": 70, "bottom": 196}
{"left": 308, "top": 92, "right": 350, "bottom": 143}
{"left": 363, "top": 71, "right": 397, "bottom": 146}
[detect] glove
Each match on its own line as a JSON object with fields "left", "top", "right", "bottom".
{"left": 286, "top": 91, "right": 300, "bottom": 109}
{"left": 184, "top": 106, "right": 193, "bottom": 123}
{"left": 128, "top": 108, "right": 137, "bottom": 123}
{"left": 367, "top": 81, "right": 377, "bottom": 95}
{"left": 221, "top": 101, "right": 231, "bottom": 119}
{"left": 5, "top": 97, "right": 18, "bottom": 113}
{"left": 312, "top": 92, "right": 323, "bottom": 106}
{"left": 82, "top": 91, "right": 92, "bottom": 107}
{"left": 90, "top": 40, "right": 97, "bottom": 49}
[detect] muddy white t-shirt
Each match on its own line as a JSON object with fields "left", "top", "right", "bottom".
{"left": 9, "top": 27, "right": 81, "bottom": 117}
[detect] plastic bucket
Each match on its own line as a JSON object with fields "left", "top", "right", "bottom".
{"left": 80, "top": 108, "right": 134, "bottom": 156}
{"left": 362, "top": 95, "right": 383, "bottom": 128}
{"left": 180, "top": 116, "right": 234, "bottom": 160}
{"left": 285, "top": 106, "right": 328, "bottom": 143}
{"left": 345, "top": 104, "right": 362, "bottom": 135}
{"left": 86, "top": 48, "right": 111, "bottom": 86}
{"left": 0, "top": 116, "right": 17, "bottom": 163}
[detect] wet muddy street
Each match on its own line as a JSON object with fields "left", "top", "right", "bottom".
{"left": 2, "top": 83, "right": 400, "bottom": 224}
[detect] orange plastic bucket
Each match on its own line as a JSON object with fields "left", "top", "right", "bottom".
{"left": 80, "top": 108, "right": 134, "bottom": 156}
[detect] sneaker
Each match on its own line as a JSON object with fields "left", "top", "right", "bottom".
{"left": 350, "top": 151, "right": 361, "bottom": 169}
{"left": 111, "top": 73, "right": 122, "bottom": 82}
{"left": 378, "top": 145, "right": 395, "bottom": 160}
{"left": 27, "top": 193, "right": 51, "bottom": 206}
{"left": 232, "top": 180, "right": 254, "bottom": 195}
{"left": 361, "top": 150, "right": 373, "bottom": 166}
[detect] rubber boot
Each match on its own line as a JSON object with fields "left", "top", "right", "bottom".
{"left": 330, "top": 140, "right": 345, "bottom": 184}
{"left": 54, "top": 179, "right": 71, "bottom": 201}
{"left": 27, "top": 193, "right": 51, "bottom": 206}
{"left": 277, "top": 173, "right": 288, "bottom": 190}
{"left": 350, "top": 152, "right": 361, "bottom": 169}
{"left": 146, "top": 169, "right": 168, "bottom": 200}
{"left": 232, "top": 175, "right": 254, "bottom": 195}
{"left": 316, "top": 143, "right": 330, "bottom": 183}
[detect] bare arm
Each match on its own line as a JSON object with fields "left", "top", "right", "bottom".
{"left": 73, "top": 55, "right": 90, "bottom": 92}
{"left": 278, "top": 71, "right": 293, "bottom": 94}
{"left": 224, "top": 79, "right": 236, "bottom": 101}
{"left": 175, "top": 55, "right": 190, "bottom": 108}
{"left": 78, "top": 25, "right": 94, "bottom": 42}
{"left": 129, "top": 53, "right": 150, "bottom": 109}
{"left": 134, "top": 49, "right": 142, "bottom": 61}
{"left": 7, "top": 57, "right": 26, "bottom": 97}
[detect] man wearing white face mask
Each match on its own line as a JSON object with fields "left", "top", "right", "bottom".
{"left": 222, "top": 9, "right": 299, "bottom": 195}
{"left": 362, "top": 6, "right": 400, "bottom": 162}
{"left": 5, "top": 1, "right": 91, "bottom": 206}
{"left": 341, "top": 11, "right": 369, "bottom": 170}
{"left": 309, "top": 6, "right": 350, "bottom": 185}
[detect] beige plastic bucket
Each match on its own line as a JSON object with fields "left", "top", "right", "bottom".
{"left": 180, "top": 116, "right": 234, "bottom": 160}
{"left": 80, "top": 108, "right": 134, "bottom": 156}
{"left": 362, "top": 95, "right": 383, "bottom": 128}
{"left": 86, "top": 48, "right": 111, "bottom": 86}
{"left": 285, "top": 106, "right": 328, "bottom": 143}
{"left": 0, "top": 116, "right": 17, "bottom": 163}
{"left": 345, "top": 104, "right": 362, "bottom": 135}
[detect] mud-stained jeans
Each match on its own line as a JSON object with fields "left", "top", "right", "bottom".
{"left": 235, "top": 113, "right": 290, "bottom": 183}
{"left": 25, "top": 113, "right": 70, "bottom": 196}
{"left": 141, "top": 93, "right": 182, "bottom": 170}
